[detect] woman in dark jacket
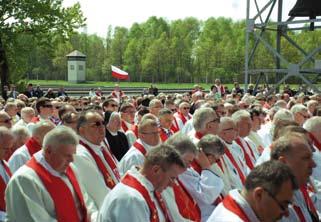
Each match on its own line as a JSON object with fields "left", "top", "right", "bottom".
{"left": 104, "top": 111, "right": 129, "bottom": 161}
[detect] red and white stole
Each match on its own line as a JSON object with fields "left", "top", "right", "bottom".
{"left": 122, "top": 173, "right": 170, "bottom": 222}
{"left": 133, "top": 141, "right": 148, "bottom": 156}
{"left": 121, "top": 120, "right": 129, "bottom": 132}
{"left": 222, "top": 194, "right": 251, "bottom": 222}
{"left": 190, "top": 160, "right": 223, "bottom": 205}
{"left": 0, "top": 161, "right": 11, "bottom": 211}
{"left": 223, "top": 145, "right": 246, "bottom": 185}
{"left": 177, "top": 112, "right": 191, "bottom": 125}
{"left": 79, "top": 140, "right": 120, "bottom": 189}
{"left": 171, "top": 118, "right": 179, "bottom": 133}
{"left": 30, "top": 116, "right": 40, "bottom": 123}
{"left": 309, "top": 132, "right": 321, "bottom": 151}
{"left": 131, "top": 124, "right": 139, "bottom": 138}
{"left": 25, "top": 137, "right": 42, "bottom": 157}
{"left": 292, "top": 185, "right": 319, "bottom": 222}
{"left": 194, "top": 132, "right": 204, "bottom": 140}
{"left": 159, "top": 128, "right": 173, "bottom": 142}
{"left": 235, "top": 137, "right": 255, "bottom": 170}
{"left": 172, "top": 179, "right": 201, "bottom": 222}
{"left": 26, "top": 157, "right": 88, "bottom": 222}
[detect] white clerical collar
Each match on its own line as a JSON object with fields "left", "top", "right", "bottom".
{"left": 34, "top": 150, "right": 66, "bottom": 177}
{"left": 128, "top": 166, "right": 155, "bottom": 192}
{"left": 107, "top": 129, "right": 118, "bottom": 136}
{"left": 229, "top": 189, "right": 260, "bottom": 222}
{"left": 79, "top": 136, "right": 102, "bottom": 151}
{"left": 138, "top": 139, "right": 156, "bottom": 152}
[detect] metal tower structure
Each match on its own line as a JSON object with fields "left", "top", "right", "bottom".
{"left": 245, "top": 0, "right": 321, "bottom": 94}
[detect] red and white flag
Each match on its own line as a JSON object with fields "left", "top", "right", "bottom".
{"left": 111, "top": 65, "right": 129, "bottom": 80}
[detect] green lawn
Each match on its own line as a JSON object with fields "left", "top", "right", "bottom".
{"left": 29, "top": 80, "right": 304, "bottom": 90}
{"left": 29, "top": 80, "right": 214, "bottom": 89}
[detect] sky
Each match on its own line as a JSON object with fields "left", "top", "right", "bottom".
{"left": 63, "top": 0, "right": 297, "bottom": 37}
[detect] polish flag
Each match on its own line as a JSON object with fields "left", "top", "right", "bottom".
{"left": 111, "top": 65, "right": 129, "bottom": 80}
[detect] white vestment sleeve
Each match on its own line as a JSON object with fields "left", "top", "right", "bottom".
{"left": 5, "top": 173, "right": 57, "bottom": 222}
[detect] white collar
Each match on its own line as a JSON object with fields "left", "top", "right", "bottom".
{"left": 34, "top": 150, "right": 66, "bottom": 178}
{"left": 79, "top": 136, "right": 103, "bottom": 151}
{"left": 229, "top": 189, "right": 260, "bottom": 222}
{"left": 127, "top": 166, "right": 155, "bottom": 192}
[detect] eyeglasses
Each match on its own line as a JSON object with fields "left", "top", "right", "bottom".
{"left": 0, "top": 118, "right": 12, "bottom": 123}
{"left": 88, "top": 121, "right": 105, "bottom": 128}
{"left": 182, "top": 107, "right": 190, "bottom": 110}
{"left": 222, "top": 127, "right": 235, "bottom": 132}
{"left": 170, "top": 109, "right": 177, "bottom": 112}
{"left": 54, "top": 106, "right": 61, "bottom": 110}
{"left": 110, "top": 104, "right": 118, "bottom": 107}
{"left": 263, "top": 188, "right": 291, "bottom": 212}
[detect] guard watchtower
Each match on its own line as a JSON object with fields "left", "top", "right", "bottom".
{"left": 66, "top": 50, "right": 86, "bottom": 83}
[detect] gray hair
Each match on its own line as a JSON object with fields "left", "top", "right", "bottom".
{"left": 231, "top": 110, "right": 251, "bottom": 123}
{"left": 43, "top": 126, "right": 79, "bottom": 151}
{"left": 290, "top": 104, "right": 308, "bottom": 114}
{"left": 165, "top": 132, "right": 197, "bottom": 155}
{"left": 21, "top": 107, "right": 35, "bottom": 117}
{"left": 193, "top": 107, "right": 216, "bottom": 131}
{"left": 12, "top": 126, "right": 30, "bottom": 141}
{"left": 138, "top": 118, "right": 158, "bottom": 133}
{"left": 32, "top": 121, "right": 55, "bottom": 137}
{"left": 143, "top": 143, "right": 186, "bottom": 170}
{"left": 245, "top": 160, "right": 298, "bottom": 196}
{"left": 303, "top": 116, "right": 321, "bottom": 133}
{"left": 197, "top": 134, "right": 225, "bottom": 156}
{"left": 0, "top": 126, "right": 14, "bottom": 142}
{"left": 149, "top": 99, "right": 162, "bottom": 108}
{"left": 273, "top": 109, "right": 294, "bottom": 123}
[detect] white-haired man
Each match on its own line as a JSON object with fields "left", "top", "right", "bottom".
{"left": 291, "top": 104, "right": 310, "bottom": 126}
{"left": 174, "top": 101, "right": 193, "bottom": 130}
{"left": 9, "top": 121, "right": 55, "bottom": 173}
{"left": 232, "top": 110, "right": 259, "bottom": 170}
{"left": 13, "top": 107, "right": 35, "bottom": 129}
{"left": 0, "top": 127, "right": 14, "bottom": 220}
{"left": 6, "top": 126, "right": 98, "bottom": 221}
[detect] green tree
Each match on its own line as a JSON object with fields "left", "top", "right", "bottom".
{"left": 0, "top": 0, "right": 85, "bottom": 98}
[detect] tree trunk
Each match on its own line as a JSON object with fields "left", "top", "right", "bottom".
{"left": 0, "top": 37, "right": 9, "bottom": 101}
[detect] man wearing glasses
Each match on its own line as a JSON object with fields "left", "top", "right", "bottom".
{"left": 174, "top": 101, "right": 193, "bottom": 131}
{"left": 28, "top": 97, "right": 53, "bottom": 127}
{"left": 119, "top": 118, "right": 160, "bottom": 176}
{"left": 74, "top": 110, "right": 120, "bottom": 208}
{"left": 208, "top": 160, "right": 297, "bottom": 222}
{"left": 291, "top": 104, "right": 310, "bottom": 126}
{"left": 119, "top": 103, "right": 136, "bottom": 133}
{"left": 190, "top": 107, "right": 220, "bottom": 144}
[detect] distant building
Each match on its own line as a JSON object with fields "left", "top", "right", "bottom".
{"left": 66, "top": 50, "right": 86, "bottom": 83}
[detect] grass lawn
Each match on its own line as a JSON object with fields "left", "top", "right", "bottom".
{"left": 29, "top": 80, "right": 305, "bottom": 90}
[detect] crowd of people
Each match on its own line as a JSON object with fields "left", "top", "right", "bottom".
{"left": 0, "top": 79, "right": 320, "bottom": 221}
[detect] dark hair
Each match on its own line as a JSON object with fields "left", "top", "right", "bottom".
{"left": 143, "top": 144, "right": 186, "bottom": 170}
{"left": 245, "top": 160, "right": 298, "bottom": 196}
{"left": 120, "top": 102, "right": 135, "bottom": 113}
{"left": 35, "top": 97, "right": 50, "bottom": 113}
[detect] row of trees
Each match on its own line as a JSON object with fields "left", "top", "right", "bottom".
{"left": 4, "top": 13, "right": 321, "bottom": 86}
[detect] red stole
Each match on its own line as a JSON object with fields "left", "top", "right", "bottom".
{"left": 131, "top": 124, "right": 139, "bottom": 138}
{"left": 79, "top": 141, "right": 119, "bottom": 189}
{"left": 235, "top": 138, "right": 255, "bottom": 170}
{"left": 172, "top": 179, "right": 201, "bottom": 222}
{"left": 300, "top": 185, "right": 318, "bottom": 220}
{"left": 195, "top": 132, "right": 204, "bottom": 140}
{"left": 30, "top": 116, "right": 40, "bottom": 123}
{"left": 122, "top": 173, "right": 166, "bottom": 222}
{"left": 222, "top": 194, "right": 251, "bottom": 222}
{"left": 26, "top": 157, "right": 88, "bottom": 222}
{"left": 0, "top": 161, "right": 11, "bottom": 211}
{"left": 121, "top": 120, "right": 129, "bottom": 132}
{"left": 309, "top": 132, "right": 321, "bottom": 151}
{"left": 133, "top": 141, "right": 147, "bottom": 156}
{"left": 25, "top": 137, "right": 42, "bottom": 157}
{"left": 171, "top": 118, "right": 179, "bottom": 133}
{"left": 177, "top": 112, "right": 190, "bottom": 125}
{"left": 159, "top": 128, "right": 172, "bottom": 142}
{"left": 224, "top": 146, "right": 246, "bottom": 185}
